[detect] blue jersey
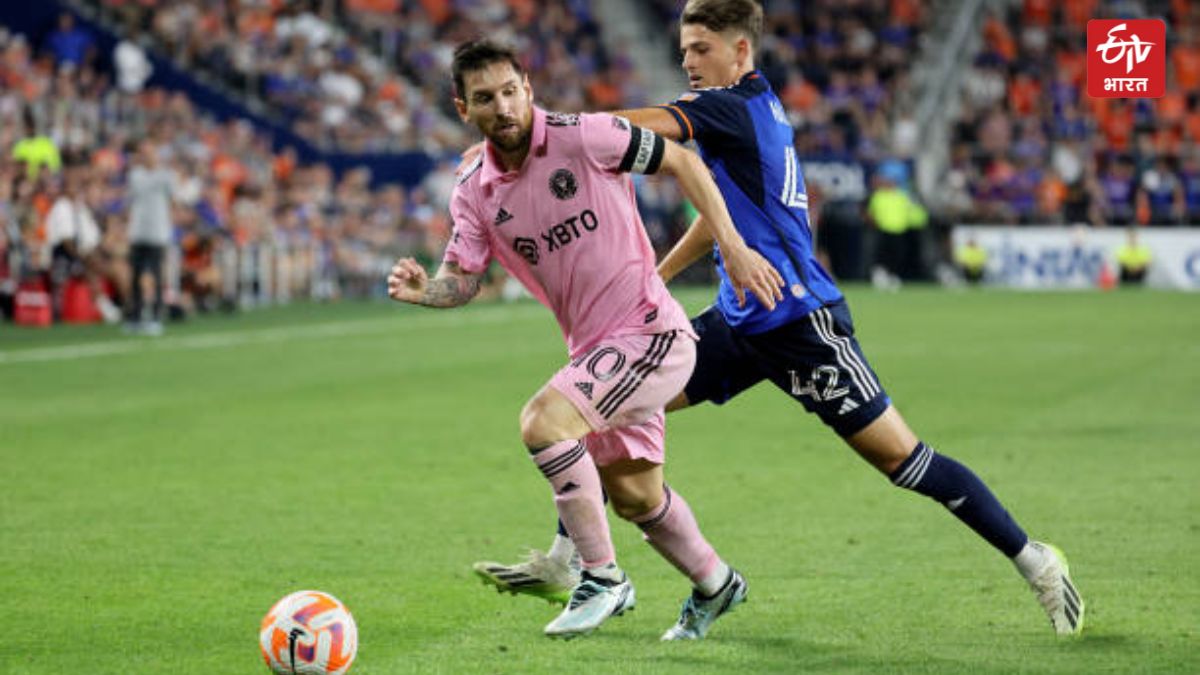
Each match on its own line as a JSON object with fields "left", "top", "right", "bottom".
{"left": 659, "top": 71, "right": 842, "bottom": 334}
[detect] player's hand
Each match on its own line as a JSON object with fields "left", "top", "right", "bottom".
{"left": 721, "top": 244, "right": 785, "bottom": 310}
{"left": 387, "top": 257, "right": 428, "bottom": 304}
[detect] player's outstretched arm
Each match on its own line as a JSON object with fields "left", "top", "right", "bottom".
{"left": 387, "top": 258, "right": 482, "bottom": 308}
{"left": 610, "top": 108, "right": 686, "bottom": 141}
{"left": 657, "top": 215, "right": 714, "bottom": 284}
{"left": 655, "top": 140, "right": 785, "bottom": 309}
{"left": 457, "top": 108, "right": 684, "bottom": 167}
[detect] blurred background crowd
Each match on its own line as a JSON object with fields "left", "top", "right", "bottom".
{"left": 1, "top": 0, "right": 1196, "bottom": 330}
{"left": 947, "top": 0, "right": 1200, "bottom": 227}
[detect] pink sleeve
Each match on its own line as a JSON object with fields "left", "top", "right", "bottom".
{"left": 580, "top": 113, "right": 666, "bottom": 175}
{"left": 442, "top": 186, "right": 491, "bottom": 274}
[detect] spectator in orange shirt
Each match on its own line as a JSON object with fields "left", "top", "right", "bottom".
{"left": 236, "top": 9, "right": 274, "bottom": 40}
{"left": 1172, "top": 0, "right": 1194, "bottom": 22}
{"left": 346, "top": 0, "right": 399, "bottom": 12}
{"left": 1157, "top": 89, "right": 1187, "bottom": 126}
{"left": 890, "top": 0, "right": 922, "bottom": 26}
{"left": 1184, "top": 94, "right": 1200, "bottom": 143}
{"left": 1099, "top": 100, "right": 1135, "bottom": 152}
{"left": 418, "top": 0, "right": 451, "bottom": 27}
{"left": 1023, "top": 0, "right": 1054, "bottom": 26}
{"left": 585, "top": 72, "right": 623, "bottom": 110}
{"left": 1055, "top": 49, "right": 1087, "bottom": 86}
{"left": 1062, "top": 0, "right": 1097, "bottom": 30}
{"left": 781, "top": 71, "right": 820, "bottom": 115}
{"left": 1173, "top": 40, "right": 1200, "bottom": 92}
{"left": 92, "top": 143, "right": 125, "bottom": 183}
{"left": 1009, "top": 70, "right": 1040, "bottom": 117}
{"left": 1035, "top": 168, "right": 1068, "bottom": 223}
{"left": 211, "top": 152, "right": 247, "bottom": 205}
{"left": 273, "top": 147, "right": 297, "bottom": 184}
{"left": 507, "top": 0, "right": 537, "bottom": 26}
{"left": 376, "top": 76, "right": 404, "bottom": 103}
{"left": 983, "top": 14, "right": 1017, "bottom": 63}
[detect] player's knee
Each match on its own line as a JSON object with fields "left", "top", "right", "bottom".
{"left": 519, "top": 402, "right": 547, "bottom": 449}
{"left": 607, "top": 484, "right": 665, "bottom": 521}
{"left": 845, "top": 406, "right": 919, "bottom": 475}
{"left": 611, "top": 493, "right": 661, "bottom": 521}
{"left": 519, "top": 396, "right": 561, "bottom": 449}
{"left": 521, "top": 388, "right": 592, "bottom": 449}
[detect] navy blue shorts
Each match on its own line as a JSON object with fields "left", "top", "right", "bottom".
{"left": 683, "top": 300, "right": 891, "bottom": 437}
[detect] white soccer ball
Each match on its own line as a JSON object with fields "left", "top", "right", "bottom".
{"left": 259, "top": 590, "right": 358, "bottom": 675}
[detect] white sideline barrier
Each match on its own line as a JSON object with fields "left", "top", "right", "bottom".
{"left": 2, "top": 238, "right": 372, "bottom": 319}
{"left": 216, "top": 240, "right": 384, "bottom": 306}
{"left": 214, "top": 240, "right": 325, "bottom": 307}
{"left": 952, "top": 226, "right": 1200, "bottom": 291}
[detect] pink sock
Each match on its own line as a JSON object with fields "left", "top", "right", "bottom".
{"left": 632, "top": 485, "right": 720, "bottom": 583}
{"left": 531, "top": 440, "right": 614, "bottom": 568}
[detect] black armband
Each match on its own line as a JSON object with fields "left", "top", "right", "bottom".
{"left": 618, "top": 126, "right": 666, "bottom": 175}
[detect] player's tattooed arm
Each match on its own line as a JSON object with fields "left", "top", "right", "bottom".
{"left": 387, "top": 259, "right": 482, "bottom": 308}
{"left": 422, "top": 262, "right": 483, "bottom": 307}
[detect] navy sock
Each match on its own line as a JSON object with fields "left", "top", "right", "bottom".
{"left": 890, "top": 442, "right": 1028, "bottom": 557}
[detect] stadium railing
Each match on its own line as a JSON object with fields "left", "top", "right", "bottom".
{"left": 914, "top": 0, "right": 987, "bottom": 206}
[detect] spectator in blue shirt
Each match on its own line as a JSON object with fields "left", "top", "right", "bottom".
{"left": 47, "top": 13, "right": 94, "bottom": 66}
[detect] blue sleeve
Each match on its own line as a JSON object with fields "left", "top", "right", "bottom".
{"left": 657, "top": 90, "right": 747, "bottom": 144}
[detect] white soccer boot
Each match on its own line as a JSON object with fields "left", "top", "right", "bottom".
{"left": 543, "top": 570, "right": 635, "bottom": 638}
{"left": 661, "top": 568, "right": 748, "bottom": 641}
{"left": 1025, "top": 542, "right": 1085, "bottom": 635}
{"left": 473, "top": 550, "right": 579, "bottom": 605}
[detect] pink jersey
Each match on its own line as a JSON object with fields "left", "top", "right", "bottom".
{"left": 445, "top": 106, "right": 694, "bottom": 356}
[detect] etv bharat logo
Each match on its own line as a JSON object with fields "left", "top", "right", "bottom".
{"left": 1097, "top": 23, "right": 1153, "bottom": 72}
{"left": 1087, "top": 19, "right": 1166, "bottom": 98}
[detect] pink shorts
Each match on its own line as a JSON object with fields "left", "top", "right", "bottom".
{"left": 549, "top": 330, "right": 696, "bottom": 467}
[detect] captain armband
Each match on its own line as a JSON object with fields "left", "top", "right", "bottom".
{"left": 617, "top": 124, "right": 666, "bottom": 175}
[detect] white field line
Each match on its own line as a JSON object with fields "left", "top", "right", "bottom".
{"left": 0, "top": 304, "right": 544, "bottom": 366}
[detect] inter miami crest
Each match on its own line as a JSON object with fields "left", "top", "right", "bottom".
{"left": 549, "top": 168, "right": 577, "bottom": 200}
{"left": 512, "top": 236, "right": 539, "bottom": 265}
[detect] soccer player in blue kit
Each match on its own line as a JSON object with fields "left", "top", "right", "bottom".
{"left": 474, "top": 0, "right": 1083, "bottom": 639}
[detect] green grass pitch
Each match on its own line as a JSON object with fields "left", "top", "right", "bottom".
{"left": 2, "top": 287, "right": 1198, "bottom": 674}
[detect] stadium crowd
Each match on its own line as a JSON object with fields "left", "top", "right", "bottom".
{"left": 649, "top": 0, "right": 928, "bottom": 163}
{"left": 0, "top": 22, "right": 458, "bottom": 327}
{"left": 83, "top": 0, "right": 640, "bottom": 153}
{"left": 80, "top": 0, "right": 938, "bottom": 165}
{"left": 945, "top": 0, "right": 1200, "bottom": 226}
{"left": 0, "top": 0, "right": 697, "bottom": 328}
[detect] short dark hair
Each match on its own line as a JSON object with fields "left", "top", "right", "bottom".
{"left": 451, "top": 39, "right": 525, "bottom": 99}
{"left": 681, "top": 0, "right": 763, "bottom": 50}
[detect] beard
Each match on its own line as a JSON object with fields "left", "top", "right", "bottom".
{"left": 486, "top": 121, "right": 531, "bottom": 153}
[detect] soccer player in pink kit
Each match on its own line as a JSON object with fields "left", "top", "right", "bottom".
{"left": 387, "top": 39, "right": 784, "bottom": 639}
